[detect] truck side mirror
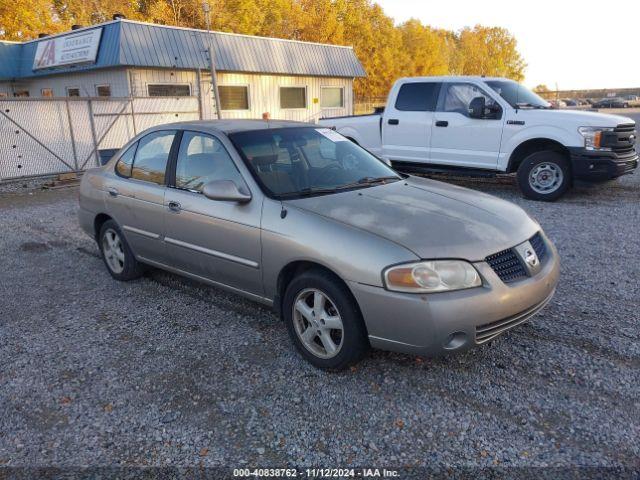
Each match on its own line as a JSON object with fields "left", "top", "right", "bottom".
{"left": 468, "top": 96, "right": 486, "bottom": 119}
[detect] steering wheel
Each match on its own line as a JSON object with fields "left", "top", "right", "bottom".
{"left": 313, "top": 163, "right": 344, "bottom": 185}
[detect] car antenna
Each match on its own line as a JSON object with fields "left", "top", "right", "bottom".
{"left": 280, "top": 202, "right": 288, "bottom": 219}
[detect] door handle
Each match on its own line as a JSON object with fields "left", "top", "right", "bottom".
{"left": 388, "top": 119, "right": 399, "bottom": 125}
{"left": 107, "top": 187, "right": 118, "bottom": 197}
{"left": 168, "top": 201, "right": 181, "bottom": 212}
{"left": 435, "top": 120, "right": 448, "bottom": 127}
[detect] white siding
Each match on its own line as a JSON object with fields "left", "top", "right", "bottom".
{"left": 0, "top": 67, "right": 354, "bottom": 121}
{"left": 128, "top": 68, "right": 353, "bottom": 121}
{"left": 0, "top": 69, "right": 129, "bottom": 98}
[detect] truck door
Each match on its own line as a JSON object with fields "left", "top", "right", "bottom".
{"left": 381, "top": 82, "right": 440, "bottom": 163}
{"left": 430, "top": 82, "right": 504, "bottom": 169}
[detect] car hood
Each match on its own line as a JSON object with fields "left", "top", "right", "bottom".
{"left": 285, "top": 176, "right": 540, "bottom": 261}
{"left": 519, "top": 109, "right": 635, "bottom": 127}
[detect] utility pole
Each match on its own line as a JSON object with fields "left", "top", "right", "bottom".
{"left": 203, "top": 2, "right": 222, "bottom": 119}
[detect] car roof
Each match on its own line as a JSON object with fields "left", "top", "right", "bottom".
{"left": 397, "top": 75, "right": 510, "bottom": 83}
{"left": 149, "top": 119, "right": 314, "bottom": 135}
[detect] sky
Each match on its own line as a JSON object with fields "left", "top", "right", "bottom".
{"left": 375, "top": 0, "right": 640, "bottom": 90}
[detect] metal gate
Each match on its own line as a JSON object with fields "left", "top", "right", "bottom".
{"left": 0, "top": 97, "right": 201, "bottom": 180}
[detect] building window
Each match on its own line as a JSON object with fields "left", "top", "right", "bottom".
{"left": 219, "top": 85, "right": 249, "bottom": 111}
{"left": 13, "top": 90, "right": 29, "bottom": 98}
{"left": 67, "top": 87, "right": 81, "bottom": 97}
{"left": 41, "top": 88, "right": 54, "bottom": 98}
{"left": 321, "top": 87, "right": 344, "bottom": 108}
{"left": 280, "top": 87, "right": 306, "bottom": 109}
{"left": 147, "top": 84, "right": 191, "bottom": 97}
{"left": 96, "top": 85, "right": 111, "bottom": 97}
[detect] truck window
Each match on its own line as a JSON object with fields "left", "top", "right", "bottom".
{"left": 439, "top": 83, "right": 499, "bottom": 117}
{"left": 395, "top": 83, "right": 440, "bottom": 111}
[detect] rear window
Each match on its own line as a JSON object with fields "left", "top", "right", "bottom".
{"left": 395, "top": 83, "right": 440, "bottom": 111}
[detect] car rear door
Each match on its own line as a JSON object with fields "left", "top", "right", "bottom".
{"left": 107, "top": 130, "right": 177, "bottom": 262}
{"left": 163, "top": 131, "right": 263, "bottom": 296}
{"left": 381, "top": 81, "right": 440, "bottom": 163}
{"left": 430, "top": 82, "right": 505, "bottom": 169}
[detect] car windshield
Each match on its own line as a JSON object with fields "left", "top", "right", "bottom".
{"left": 485, "top": 80, "right": 550, "bottom": 109}
{"left": 229, "top": 127, "right": 401, "bottom": 198}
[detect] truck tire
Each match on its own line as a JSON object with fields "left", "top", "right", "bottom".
{"left": 517, "top": 150, "right": 570, "bottom": 201}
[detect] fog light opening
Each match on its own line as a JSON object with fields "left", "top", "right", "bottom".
{"left": 443, "top": 331, "right": 467, "bottom": 350}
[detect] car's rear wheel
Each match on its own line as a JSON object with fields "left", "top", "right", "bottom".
{"left": 98, "top": 220, "right": 144, "bottom": 281}
{"left": 283, "top": 269, "right": 369, "bottom": 370}
{"left": 517, "top": 150, "right": 570, "bottom": 201}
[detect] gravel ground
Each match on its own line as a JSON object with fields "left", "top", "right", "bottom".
{"left": 0, "top": 170, "right": 639, "bottom": 475}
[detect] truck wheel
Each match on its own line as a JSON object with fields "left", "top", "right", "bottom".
{"left": 282, "top": 269, "right": 369, "bottom": 370}
{"left": 517, "top": 151, "right": 570, "bottom": 201}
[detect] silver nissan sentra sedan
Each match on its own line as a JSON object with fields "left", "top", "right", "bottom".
{"left": 79, "top": 120, "right": 559, "bottom": 370}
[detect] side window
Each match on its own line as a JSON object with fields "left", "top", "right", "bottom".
{"left": 440, "top": 83, "right": 499, "bottom": 117}
{"left": 395, "top": 82, "right": 440, "bottom": 111}
{"left": 130, "top": 131, "right": 176, "bottom": 185}
{"left": 175, "top": 132, "right": 245, "bottom": 192}
{"left": 115, "top": 143, "right": 137, "bottom": 177}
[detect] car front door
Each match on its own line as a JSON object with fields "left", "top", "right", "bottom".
{"left": 107, "top": 130, "right": 177, "bottom": 262}
{"left": 381, "top": 81, "right": 440, "bottom": 163}
{"left": 430, "top": 82, "right": 505, "bottom": 169}
{"left": 163, "top": 131, "right": 263, "bottom": 296}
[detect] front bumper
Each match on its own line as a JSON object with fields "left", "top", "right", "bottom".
{"left": 569, "top": 147, "right": 638, "bottom": 181}
{"left": 348, "top": 233, "right": 560, "bottom": 357}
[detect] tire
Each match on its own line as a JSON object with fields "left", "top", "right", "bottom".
{"left": 516, "top": 150, "right": 571, "bottom": 202}
{"left": 98, "top": 219, "right": 145, "bottom": 281}
{"left": 282, "top": 269, "right": 369, "bottom": 370}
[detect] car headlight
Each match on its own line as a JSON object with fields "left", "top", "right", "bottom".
{"left": 578, "top": 126, "right": 613, "bottom": 151}
{"left": 383, "top": 260, "right": 481, "bottom": 293}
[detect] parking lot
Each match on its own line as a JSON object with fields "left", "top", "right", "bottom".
{"left": 1, "top": 119, "right": 639, "bottom": 474}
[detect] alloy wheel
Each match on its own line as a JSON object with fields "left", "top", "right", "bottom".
{"left": 102, "top": 228, "right": 125, "bottom": 274}
{"left": 292, "top": 288, "right": 344, "bottom": 359}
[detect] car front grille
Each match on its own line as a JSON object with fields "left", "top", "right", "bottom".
{"left": 485, "top": 248, "right": 528, "bottom": 283}
{"left": 485, "top": 232, "right": 547, "bottom": 283}
{"left": 529, "top": 231, "right": 547, "bottom": 262}
{"left": 611, "top": 123, "right": 637, "bottom": 156}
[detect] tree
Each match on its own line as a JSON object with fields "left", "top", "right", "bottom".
{"left": 534, "top": 84, "right": 550, "bottom": 93}
{"left": 0, "top": 0, "right": 528, "bottom": 97}
{"left": 0, "top": 0, "right": 63, "bottom": 40}
{"left": 454, "top": 25, "right": 526, "bottom": 81}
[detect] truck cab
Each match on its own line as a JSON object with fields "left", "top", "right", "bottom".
{"left": 319, "top": 76, "right": 638, "bottom": 201}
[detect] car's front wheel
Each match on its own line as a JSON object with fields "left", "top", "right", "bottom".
{"left": 283, "top": 269, "right": 369, "bottom": 370}
{"left": 98, "top": 220, "right": 144, "bottom": 281}
{"left": 517, "top": 150, "right": 571, "bottom": 201}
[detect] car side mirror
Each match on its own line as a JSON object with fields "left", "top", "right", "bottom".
{"left": 468, "top": 96, "right": 486, "bottom": 119}
{"left": 202, "top": 180, "right": 252, "bottom": 203}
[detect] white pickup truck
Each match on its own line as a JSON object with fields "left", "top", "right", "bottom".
{"left": 319, "top": 76, "right": 638, "bottom": 201}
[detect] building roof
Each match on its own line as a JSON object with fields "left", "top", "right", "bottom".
{"left": 0, "top": 19, "right": 366, "bottom": 81}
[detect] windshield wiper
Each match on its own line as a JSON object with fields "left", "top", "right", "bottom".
{"left": 279, "top": 186, "right": 342, "bottom": 198}
{"left": 338, "top": 176, "right": 401, "bottom": 190}
{"left": 278, "top": 176, "right": 400, "bottom": 198}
